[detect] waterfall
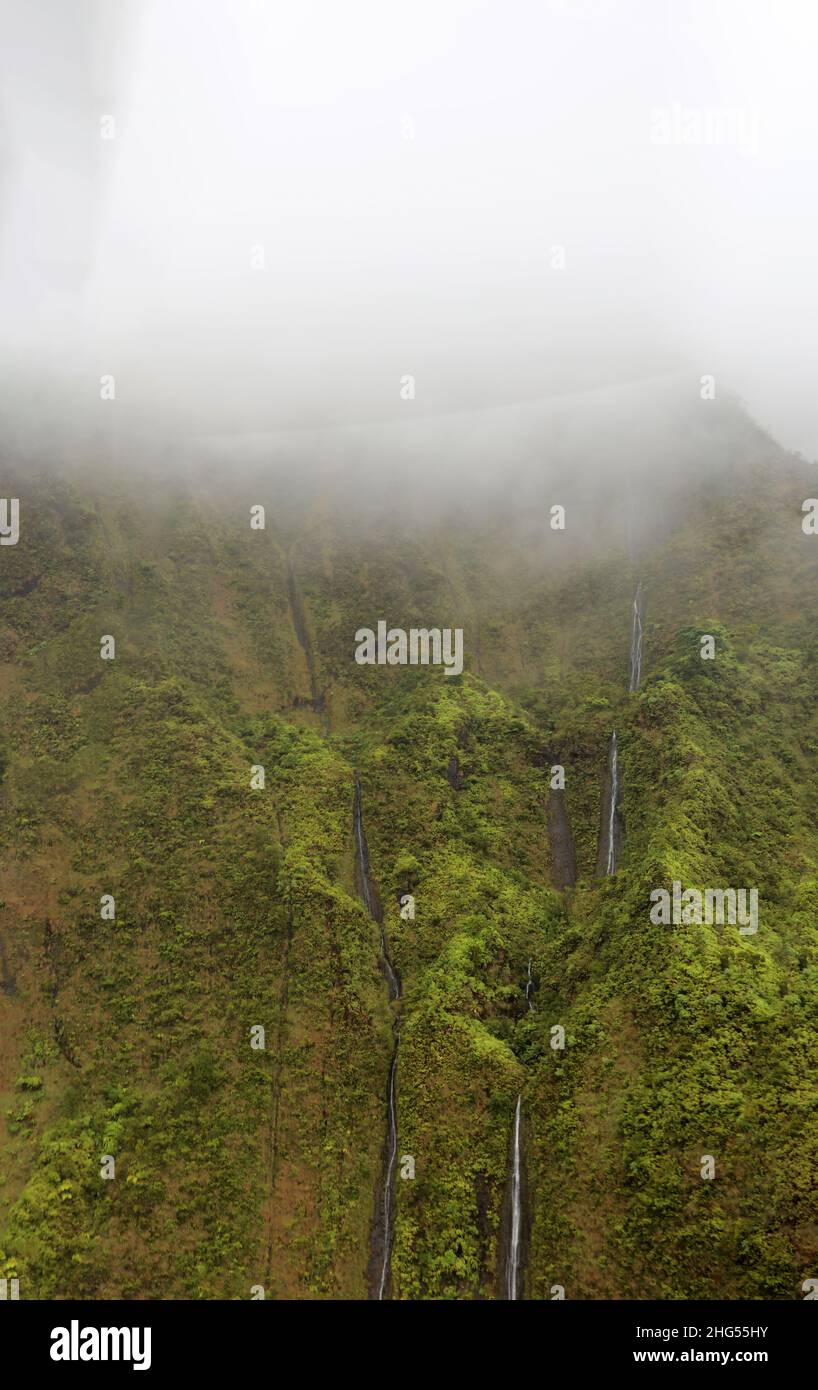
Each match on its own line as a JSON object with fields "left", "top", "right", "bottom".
{"left": 354, "top": 776, "right": 399, "bottom": 999}
{"left": 605, "top": 732, "right": 619, "bottom": 875}
{"left": 595, "top": 730, "right": 622, "bottom": 877}
{"left": 629, "top": 580, "right": 644, "bottom": 692}
{"left": 354, "top": 775, "right": 401, "bottom": 1300}
{"left": 506, "top": 1095, "right": 523, "bottom": 1300}
{"left": 525, "top": 959, "right": 534, "bottom": 1011}
{"left": 596, "top": 589, "right": 636, "bottom": 874}
{"left": 353, "top": 775, "right": 378, "bottom": 919}
{"left": 377, "top": 1051, "right": 399, "bottom": 1301}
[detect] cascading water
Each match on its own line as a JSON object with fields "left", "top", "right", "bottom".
{"left": 506, "top": 1095, "right": 523, "bottom": 1300}
{"left": 354, "top": 777, "right": 399, "bottom": 1002}
{"left": 629, "top": 580, "right": 644, "bottom": 692}
{"left": 604, "top": 731, "right": 619, "bottom": 875}
{"left": 596, "top": 583, "right": 638, "bottom": 873}
{"left": 353, "top": 777, "right": 377, "bottom": 917}
{"left": 377, "top": 1051, "right": 399, "bottom": 1301}
{"left": 525, "top": 959, "right": 535, "bottom": 1011}
{"left": 354, "top": 775, "right": 401, "bottom": 1300}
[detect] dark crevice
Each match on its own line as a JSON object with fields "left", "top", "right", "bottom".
{"left": 43, "top": 919, "right": 80, "bottom": 1069}
{"left": 286, "top": 560, "right": 326, "bottom": 723}
{"left": 447, "top": 753, "right": 465, "bottom": 790}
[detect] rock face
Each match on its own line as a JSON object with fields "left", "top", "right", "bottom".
{"left": 547, "top": 787, "right": 577, "bottom": 888}
{"left": 446, "top": 755, "right": 465, "bottom": 790}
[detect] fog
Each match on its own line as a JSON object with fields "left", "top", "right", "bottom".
{"left": 2, "top": 0, "right": 818, "bottom": 467}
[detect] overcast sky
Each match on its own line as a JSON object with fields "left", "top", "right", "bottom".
{"left": 1, "top": 0, "right": 817, "bottom": 456}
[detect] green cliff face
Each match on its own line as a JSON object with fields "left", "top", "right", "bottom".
{"left": 1, "top": 398, "right": 817, "bottom": 1299}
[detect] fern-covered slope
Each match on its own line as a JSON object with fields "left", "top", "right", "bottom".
{"left": 1, "top": 401, "right": 817, "bottom": 1299}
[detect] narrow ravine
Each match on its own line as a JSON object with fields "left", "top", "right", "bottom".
{"left": 42, "top": 918, "right": 80, "bottom": 1069}
{"left": 0, "top": 934, "right": 16, "bottom": 997}
{"left": 354, "top": 774, "right": 401, "bottom": 1300}
{"left": 264, "top": 810, "right": 294, "bottom": 1282}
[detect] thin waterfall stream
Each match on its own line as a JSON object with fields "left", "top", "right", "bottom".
{"left": 605, "top": 731, "right": 619, "bottom": 875}
{"left": 525, "top": 959, "right": 535, "bottom": 1012}
{"left": 596, "top": 583, "right": 644, "bottom": 874}
{"left": 596, "top": 731, "right": 622, "bottom": 876}
{"left": 629, "top": 579, "right": 644, "bottom": 692}
{"left": 505, "top": 1095, "right": 523, "bottom": 1300}
{"left": 354, "top": 774, "right": 401, "bottom": 1300}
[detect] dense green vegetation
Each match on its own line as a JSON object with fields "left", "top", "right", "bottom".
{"left": 1, "top": 402, "right": 817, "bottom": 1298}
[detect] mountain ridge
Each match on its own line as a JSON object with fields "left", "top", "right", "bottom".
{"left": 1, "top": 396, "right": 817, "bottom": 1298}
